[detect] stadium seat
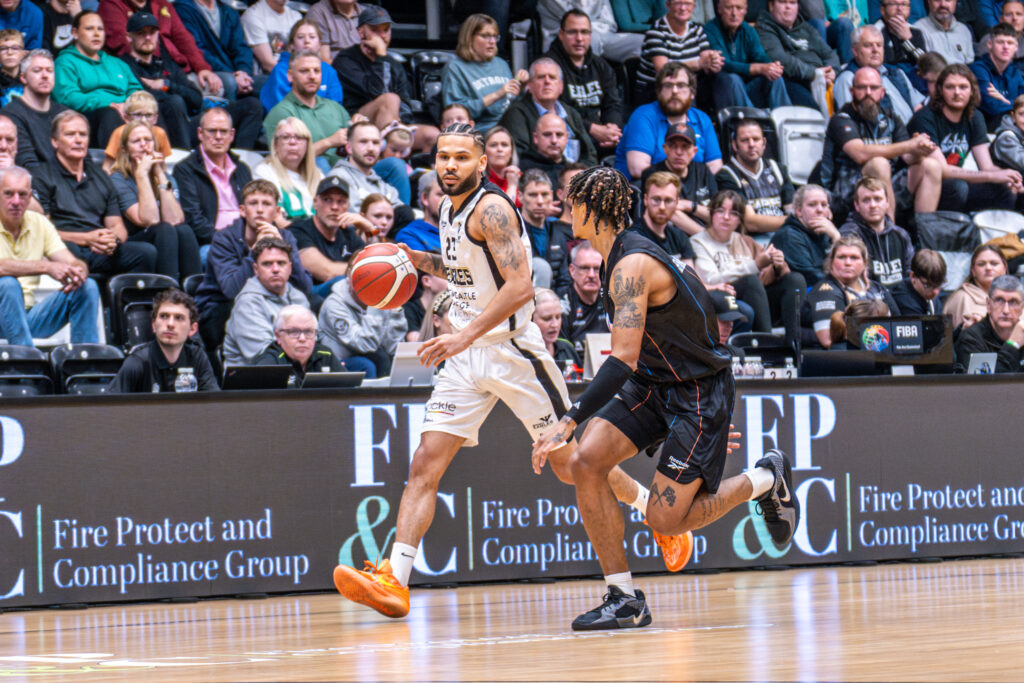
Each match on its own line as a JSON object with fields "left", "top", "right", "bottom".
{"left": 973, "top": 210, "right": 1024, "bottom": 245}
{"left": 715, "top": 107, "right": 778, "bottom": 164}
{"left": 0, "top": 345, "right": 53, "bottom": 396}
{"left": 183, "top": 273, "right": 204, "bottom": 297}
{"left": 728, "top": 332, "right": 795, "bottom": 365}
{"left": 410, "top": 50, "right": 456, "bottom": 121}
{"left": 770, "top": 106, "right": 827, "bottom": 186}
{"left": 108, "top": 274, "right": 179, "bottom": 350}
{"left": 49, "top": 343, "right": 124, "bottom": 395}
{"left": 915, "top": 211, "right": 978, "bottom": 291}
{"left": 232, "top": 148, "right": 265, "bottom": 171}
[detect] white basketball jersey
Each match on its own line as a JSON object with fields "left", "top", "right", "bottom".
{"left": 439, "top": 184, "right": 534, "bottom": 345}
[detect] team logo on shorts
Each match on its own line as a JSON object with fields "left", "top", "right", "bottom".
{"left": 426, "top": 400, "right": 457, "bottom": 416}
{"left": 665, "top": 456, "right": 688, "bottom": 471}
{"left": 532, "top": 414, "right": 554, "bottom": 430}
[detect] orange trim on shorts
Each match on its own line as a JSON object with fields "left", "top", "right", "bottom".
{"left": 630, "top": 388, "right": 652, "bottom": 412}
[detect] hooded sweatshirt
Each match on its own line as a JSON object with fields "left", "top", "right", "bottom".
{"left": 53, "top": 44, "right": 141, "bottom": 112}
{"left": 769, "top": 214, "right": 833, "bottom": 287}
{"left": 755, "top": 9, "right": 839, "bottom": 84}
{"left": 222, "top": 276, "right": 309, "bottom": 365}
{"left": 545, "top": 35, "right": 624, "bottom": 129}
{"left": 839, "top": 211, "right": 914, "bottom": 287}
{"left": 991, "top": 113, "right": 1024, "bottom": 174}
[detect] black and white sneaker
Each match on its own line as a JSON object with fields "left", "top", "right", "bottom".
{"left": 571, "top": 585, "right": 652, "bottom": 631}
{"left": 754, "top": 449, "right": 800, "bottom": 545}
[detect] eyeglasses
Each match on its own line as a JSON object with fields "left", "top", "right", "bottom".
{"left": 129, "top": 111, "right": 158, "bottom": 120}
{"left": 563, "top": 29, "right": 591, "bottom": 36}
{"left": 276, "top": 134, "right": 307, "bottom": 143}
{"left": 280, "top": 328, "right": 317, "bottom": 339}
{"left": 477, "top": 33, "right": 500, "bottom": 41}
{"left": 202, "top": 127, "right": 232, "bottom": 137}
{"left": 991, "top": 297, "right": 1024, "bottom": 309}
{"left": 647, "top": 197, "right": 677, "bottom": 206}
{"left": 660, "top": 81, "right": 691, "bottom": 91}
{"left": 713, "top": 208, "right": 741, "bottom": 219}
{"left": 0, "top": 46, "right": 23, "bottom": 54}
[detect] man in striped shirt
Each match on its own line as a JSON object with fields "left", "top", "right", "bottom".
{"left": 636, "top": 0, "right": 740, "bottom": 107}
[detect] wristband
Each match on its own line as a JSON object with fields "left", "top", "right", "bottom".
{"left": 1007, "top": 339, "right": 1020, "bottom": 349}
{"left": 565, "top": 355, "right": 633, "bottom": 425}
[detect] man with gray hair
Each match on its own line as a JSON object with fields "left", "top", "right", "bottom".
{"left": 833, "top": 24, "right": 925, "bottom": 125}
{"left": 497, "top": 57, "right": 597, "bottom": 166}
{"left": 559, "top": 239, "right": 608, "bottom": 357}
{"left": 392, "top": 170, "right": 443, "bottom": 253}
{"left": 954, "top": 274, "right": 1024, "bottom": 371}
{"left": 769, "top": 183, "right": 840, "bottom": 287}
{"left": 2, "top": 49, "right": 68, "bottom": 174}
{"left": 255, "top": 304, "right": 345, "bottom": 379}
{"left": 0, "top": 164, "right": 100, "bottom": 346}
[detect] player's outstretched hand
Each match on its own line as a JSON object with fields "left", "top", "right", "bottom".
{"left": 532, "top": 416, "right": 577, "bottom": 474}
{"left": 726, "top": 424, "right": 742, "bottom": 454}
{"left": 418, "top": 333, "right": 470, "bottom": 367}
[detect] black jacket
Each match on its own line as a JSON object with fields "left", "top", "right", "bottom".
{"left": 255, "top": 340, "right": 343, "bottom": 378}
{"left": 173, "top": 149, "right": 252, "bottom": 245}
{"left": 954, "top": 316, "right": 1011, "bottom": 372}
{"left": 121, "top": 51, "right": 203, "bottom": 114}
{"left": 769, "top": 214, "right": 833, "bottom": 288}
{"left": 889, "top": 278, "right": 940, "bottom": 316}
{"left": 545, "top": 37, "right": 623, "bottom": 129}
{"left": 332, "top": 45, "right": 413, "bottom": 120}
{"left": 109, "top": 339, "right": 220, "bottom": 392}
{"left": 838, "top": 212, "right": 915, "bottom": 288}
{"left": 497, "top": 95, "right": 597, "bottom": 167}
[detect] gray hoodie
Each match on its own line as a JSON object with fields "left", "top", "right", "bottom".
{"left": 223, "top": 277, "right": 310, "bottom": 366}
{"left": 318, "top": 278, "right": 407, "bottom": 361}
{"left": 991, "top": 114, "right": 1024, "bottom": 175}
{"left": 327, "top": 159, "right": 400, "bottom": 214}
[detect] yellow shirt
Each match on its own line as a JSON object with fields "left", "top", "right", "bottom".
{"left": 0, "top": 211, "right": 68, "bottom": 307}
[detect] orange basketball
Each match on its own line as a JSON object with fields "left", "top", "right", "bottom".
{"left": 349, "top": 243, "right": 418, "bottom": 309}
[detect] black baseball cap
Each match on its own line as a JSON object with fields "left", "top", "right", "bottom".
{"left": 358, "top": 5, "right": 392, "bottom": 26}
{"left": 665, "top": 123, "right": 696, "bottom": 145}
{"left": 316, "top": 176, "right": 349, "bottom": 197}
{"left": 126, "top": 11, "right": 159, "bottom": 33}
{"left": 710, "top": 290, "right": 747, "bottom": 323}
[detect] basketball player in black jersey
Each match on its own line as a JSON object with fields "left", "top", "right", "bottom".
{"left": 333, "top": 125, "right": 692, "bottom": 620}
{"left": 534, "top": 167, "right": 800, "bottom": 630}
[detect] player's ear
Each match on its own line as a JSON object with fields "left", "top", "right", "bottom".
{"left": 478, "top": 150, "right": 488, "bottom": 176}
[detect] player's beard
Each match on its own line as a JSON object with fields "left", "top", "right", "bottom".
{"left": 440, "top": 172, "right": 479, "bottom": 196}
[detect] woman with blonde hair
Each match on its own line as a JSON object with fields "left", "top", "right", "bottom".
{"left": 359, "top": 193, "right": 394, "bottom": 243}
{"left": 801, "top": 235, "right": 900, "bottom": 348}
{"left": 440, "top": 13, "right": 528, "bottom": 131}
{"left": 103, "top": 91, "right": 172, "bottom": 172}
{"left": 253, "top": 117, "right": 323, "bottom": 224}
{"left": 108, "top": 120, "right": 201, "bottom": 281}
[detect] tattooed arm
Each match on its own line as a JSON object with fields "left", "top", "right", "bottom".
{"left": 417, "top": 195, "right": 534, "bottom": 366}
{"left": 607, "top": 253, "right": 655, "bottom": 371}
{"left": 398, "top": 244, "right": 445, "bottom": 278}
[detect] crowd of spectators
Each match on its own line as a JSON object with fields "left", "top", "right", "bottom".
{"left": 5, "top": 0, "right": 1024, "bottom": 394}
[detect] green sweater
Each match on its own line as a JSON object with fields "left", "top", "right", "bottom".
{"left": 53, "top": 45, "right": 141, "bottom": 112}
{"left": 609, "top": 0, "right": 664, "bottom": 32}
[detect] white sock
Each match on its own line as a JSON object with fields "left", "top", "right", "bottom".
{"left": 605, "top": 571, "right": 635, "bottom": 597}
{"left": 744, "top": 466, "right": 776, "bottom": 500}
{"left": 388, "top": 542, "right": 418, "bottom": 587}
{"left": 630, "top": 485, "right": 650, "bottom": 516}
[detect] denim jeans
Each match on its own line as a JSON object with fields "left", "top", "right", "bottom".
{"left": 0, "top": 276, "right": 100, "bottom": 346}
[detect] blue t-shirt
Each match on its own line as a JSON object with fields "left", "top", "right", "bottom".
{"left": 393, "top": 219, "right": 440, "bottom": 253}
{"left": 614, "top": 101, "right": 720, "bottom": 180}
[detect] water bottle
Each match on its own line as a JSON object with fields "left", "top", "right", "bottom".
{"left": 174, "top": 367, "right": 198, "bottom": 393}
{"left": 783, "top": 357, "right": 797, "bottom": 379}
{"left": 731, "top": 355, "right": 745, "bottom": 378}
{"left": 563, "top": 359, "right": 578, "bottom": 382}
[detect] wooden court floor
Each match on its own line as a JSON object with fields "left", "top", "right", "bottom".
{"left": 1, "top": 557, "right": 1023, "bottom": 682}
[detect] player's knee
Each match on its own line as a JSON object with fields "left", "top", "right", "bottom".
{"left": 547, "top": 449, "right": 575, "bottom": 485}
{"left": 568, "top": 447, "right": 605, "bottom": 483}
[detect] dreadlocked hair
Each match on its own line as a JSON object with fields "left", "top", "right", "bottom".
{"left": 566, "top": 166, "right": 632, "bottom": 234}
{"left": 440, "top": 122, "right": 485, "bottom": 152}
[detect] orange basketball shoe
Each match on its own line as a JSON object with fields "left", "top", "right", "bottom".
{"left": 647, "top": 523, "right": 693, "bottom": 572}
{"left": 333, "top": 559, "right": 410, "bottom": 618}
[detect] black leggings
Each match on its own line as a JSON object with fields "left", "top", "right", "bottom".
{"left": 127, "top": 222, "right": 202, "bottom": 282}
{"left": 733, "top": 272, "right": 807, "bottom": 350}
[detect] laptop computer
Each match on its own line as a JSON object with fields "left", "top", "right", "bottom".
{"left": 300, "top": 371, "right": 365, "bottom": 389}
{"left": 389, "top": 341, "right": 435, "bottom": 387}
{"left": 967, "top": 352, "right": 998, "bottom": 375}
{"left": 221, "top": 364, "right": 293, "bottom": 391}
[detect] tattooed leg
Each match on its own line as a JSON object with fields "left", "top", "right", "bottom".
{"left": 646, "top": 472, "right": 753, "bottom": 536}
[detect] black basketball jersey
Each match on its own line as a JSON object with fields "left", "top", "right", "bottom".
{"left": 602, "top": 230, "right": 732, "bottom": 384}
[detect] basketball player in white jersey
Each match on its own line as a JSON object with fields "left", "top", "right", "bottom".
{"left": 333, "top": 124, "right": 691, "bottom": 619}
